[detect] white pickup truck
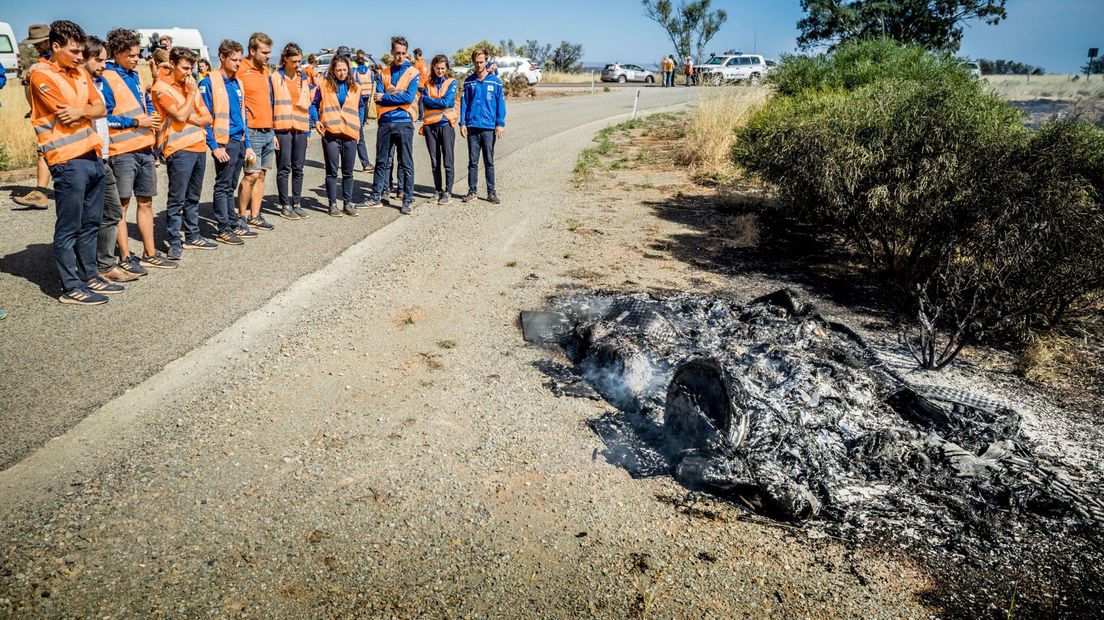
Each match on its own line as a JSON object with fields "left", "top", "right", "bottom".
{"left": 696, "top": 54, "right": 774, "bottom": 85}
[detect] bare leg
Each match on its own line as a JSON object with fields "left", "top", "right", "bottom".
{"left": 36, "top": 156, "right": 50, "bottom": 190}
{"left": 135, "top": 196, "right": 155, "bottom": 256}
{"left": 117, "top": 197, "right": 132, "bottom": 259}
{"left": 250, "top": 170, "right": 266, "bottom": 217}
{"left": 237, "top": 173, "right": 259, "bottom": 220}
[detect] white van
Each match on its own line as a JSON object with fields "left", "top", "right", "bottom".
{"left": 0, "top": 22, "right": 19, "bottom": 75}
{"left": 135, "top": 28, "right": 209, "bottom": 62}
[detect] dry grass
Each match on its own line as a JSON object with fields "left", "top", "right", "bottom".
{"left": 539, "top": 70, "right": 595, "bottom": 84}
{"left": 985, "top": 74, "right": 1104, "bottom": 101}
{"left": 676, "top": 86, "right": 770, "bottom": 185}
{"left": 0, "top": 85, "right": 37, "bottom": 171}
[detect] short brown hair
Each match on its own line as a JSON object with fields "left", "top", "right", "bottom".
{"left": 390, "top": 36, "right": 408, "bottom": 52}
{"left": 170, "top": 46, "right": 198, "bottom": 66}
{"left": 218, "top": 39, "right": 243, "bottom": 59}
{"left": 248, "top": 32, "right": 272, "bottom": 52}
{"left": 471, "top": 48, "right": 487, "bottom": 63}
{"left": 106, "top": 27, "right": 140, "bottom": 57}
{"left": 431, "top": 54, "right": 449, "bottom": 69}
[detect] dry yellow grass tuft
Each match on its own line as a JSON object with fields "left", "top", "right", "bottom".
{"left": 0, "top": 85, "right": 37, "bottom": 171}
{"left": 985, "top": 74, "right": 1104, "bottom": 101}
{"left": 676, "top": 86, "right": 770, "bottom": 185}
{"left": 539, "top": 70, "right": 592, "bottom": 84}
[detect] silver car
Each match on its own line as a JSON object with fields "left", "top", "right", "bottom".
{"left": 601, "top": 63, "right": 656, "bottom": 84}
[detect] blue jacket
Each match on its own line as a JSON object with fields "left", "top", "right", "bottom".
{"left": 460, "top": 73, "right": 506, "bottom": 129}
{"left": 376, "top": 62, "right": 419, "bottom": 124}
{"left": 422, "top": 75, "right": 458, "bottom": 126}
{"left": 199, "top": 72, "right": 251, "bottom": 151}
{"left": 103, "top": 62, "right": 156, "bottom": 130}
{"left": 0, "top": 65, "right": 6, "bottom": 90}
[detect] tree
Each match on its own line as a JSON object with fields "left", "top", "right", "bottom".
{"left": 797, "top": 0, "right": 1007, "bottom": 52}
{"left": 499, "top": 39, "right": 524, "bottom": 56}
{"left": 548, "top": 41, "right": 585, "bottom": 72}
{"left": 451, "top": 40, "right": 504, "bottom": 68}
{"left": 642, "top": 0, "right": 728, "bottom": 62}
{"left": 977, "top": 58, "right": 1044, "bottom": 75}
{"left": 521, "top": 40, "right": 553, "bottom": 69}
{"left": 1082, "top": 57, "right": 1104, "bottom": 76}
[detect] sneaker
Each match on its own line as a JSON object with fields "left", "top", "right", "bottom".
{"left": 328, "top": 204, "right": 343, "bottom": 218}
{"left": 183, "top": 238, "right": 217, "bottom": 250}
{"left": 248, "top": 216, "right": 274, "bottom": 231}
{"left": 166, "top": 245, "right": 183, "bottom": 261}
{"left": 12, "top": 189, "right": 49, "bottom": 209}
{"left": 400, "top": 203, "right": 412, "bottom": 215}
{"left": 361, "top": 197, "right": 383, "bottom": 209}
{"left": 119, "top": 256, "right": 149, "bottom": 277}
{"left": 437, "top": 193, "right": 452, "bottom": 205}
{"left": 487, "top": 194, "right": 501, "bottom": 205}
{"left": 100, "top": 265, "right": 139, "bottom": 282}
{"left": 87, "top": 276, "right": 125, "bottom": 295}
{"left": 461, "top": 193, "right": 477, "bottom": 203}
{"left": 292, "top": 204, "right": 309, "bottom": 219}
{"left": 396, "top": 192, "right": 405, "bottom": 204}
{"left": 279, "top": 205, "right": 300, "bottom": 220}
{"left": 215, "top": 230, "right": 244, "bottom": 245}
{"left": 141, "top": 251, "right": 178, "bottom": 269}
{"left": 59, "top": 288, "right": 109, "bottom": 306}
{"left": 234, "top": 225, "right": 258, "bottom": 239}
{"left": 343, "top": 203, "right": 359, "bottom": 217}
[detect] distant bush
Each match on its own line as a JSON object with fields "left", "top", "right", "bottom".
{"left": 737, "top": 39, "right": 1104, "bottom": 369}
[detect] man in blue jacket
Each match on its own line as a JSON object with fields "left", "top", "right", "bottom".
{"left": 459, "top": 49, "right": 506, "bottom": 204}
{"left": 351, "top": 48, "right": 374, "bottom": 172}
{"left": 362, "top": 36, "right": 419, "bottom": 215}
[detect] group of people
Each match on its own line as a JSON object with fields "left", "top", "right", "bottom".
{"left": 14, "top": 20, "right": 508, "bottom": 308}
{"left": 658, "top": 55, "right": 697, "bottom": 87}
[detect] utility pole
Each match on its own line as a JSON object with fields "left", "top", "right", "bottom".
{"left": 1088, "top": 48, "right": 1099, "bottom": 81}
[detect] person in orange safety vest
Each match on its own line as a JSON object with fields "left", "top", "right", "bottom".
{"left": 420, "top": 54, "right": 459, "bottom": 205}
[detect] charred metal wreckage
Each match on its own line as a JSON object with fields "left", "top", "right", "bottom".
{"left": 520, "top": 290, "right": 1104, "bottom": 547}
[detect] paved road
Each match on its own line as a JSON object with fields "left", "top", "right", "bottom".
{"left": 0, "top": 86, "right": 694, "bottom": 470}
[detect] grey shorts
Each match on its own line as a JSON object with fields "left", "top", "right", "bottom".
{"left": 244, "top": 128, "right": 275, "bottom": 174}
{"left": 109, "top": 150, "right": 157, "bottom": 199}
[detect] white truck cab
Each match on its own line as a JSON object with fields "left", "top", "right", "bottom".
{"left": 697, "top": 52, "right": 772, "bottom": 85}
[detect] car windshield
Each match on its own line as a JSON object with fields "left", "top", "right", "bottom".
{"left": 704, "top": 57, "right": 725, "bottom": 65}
{"left": 0, "top": 35, "right": 13, "bottom": 54}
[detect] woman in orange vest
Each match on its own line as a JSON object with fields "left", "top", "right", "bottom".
{"left": 311, "top": 55, "right": 362, "bottom": 218}
{"left": 271, "top": 43, "right": 314, "bottom": 220}
{"left": 420, "top": 54, "right": 459, "bottom": 205}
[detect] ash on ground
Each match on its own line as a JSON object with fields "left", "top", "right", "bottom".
{"left": 522, "top": 289, "right": 1103, "bottom": 616}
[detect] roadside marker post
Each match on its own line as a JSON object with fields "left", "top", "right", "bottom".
{"left": 591, "top": 71, "right": 595, "bottom": 94}
{"left": 1088, "top": 48, "right": 1099, "bottom": 80}
{"left": 631, "top": 89, "right": 641, "bottom": 120}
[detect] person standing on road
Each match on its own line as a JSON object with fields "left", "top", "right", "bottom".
{"left": 30, "top": 20, "right": 110, "bottom": 305}
{"left": 362, "top": 36, "right": 419, "bottom": 215}
{"left": 13, "top": 24, "right": 54, "bottom": 210}
{"left": 413, "top": 48, "right": 429, "bottom": 122}
{"left": 662, "top": 55, "right": 673, "bottom": 87}
{"left": 459, "top": 49, "right": 506, "bottom": 205}
{"left": 103, "top": 27, "right": 174, "bottom": 272}
{"left": 271, "top": 42, "right": 314, "bottom": 220}
{"left": 303, "top": 54, "right": 318, "bottom": 87}
{"left": 152, "top": 46, "right": 217, "bottom": 261}
{"left": 420, "top": 54, "right": 458, "bottom": 205}
{"left": 236, "top": 32, "right": 277, "bottom": 233}
{"left": 312, "top": 55, "right": 362, "bottom": 218}
{"left": 350, "top": 48, "right": 375, "bottom": 172}
{"left": 84, "top": 37, "right": 136, "bottom": 286}
{"left": 200, "top": 39, "right": 254, "bottom": 246}
{"left": 683, "top": 55, "right": 695, "bottom": 86}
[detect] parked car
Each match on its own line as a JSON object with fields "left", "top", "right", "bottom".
{"left": 452, "top": 65, "right": 473, "bottom": 78}
{"left": 303, "top": 52, "right": 335, "bottom": 78}
{"left": 696, "top": 53, "right": 771, "bottom": 85}
{"left": 492, "top": 55, "right": 542, "bottom": 85}
{"left": 601, "top": 63, "right": 656, "bottom": 84}
{"left": 964, "top": 61, "right": 982, "bottom": 79}
{"left": 0, "top": 22, "right": 17, "bottom": 75}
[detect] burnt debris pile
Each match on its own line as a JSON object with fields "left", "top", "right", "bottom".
{"left": 520, "top": 289, "right": 1104, "bottom": 545}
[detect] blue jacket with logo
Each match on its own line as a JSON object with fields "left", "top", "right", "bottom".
{"left": 375, "top": 62, "right": 419, "bottom": 124}
{"left": 459, "top": 73, "right": 506, "bottom": 129}
{"left": 199, "top": 72, "right": 251, "bottom": 151}
{"left": 102, "top": 62, "right": 156, "bottom": 130}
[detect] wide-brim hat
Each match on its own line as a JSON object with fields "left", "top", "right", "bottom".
{"left": 21, "top": 24, "right": 49, "bottom": 46}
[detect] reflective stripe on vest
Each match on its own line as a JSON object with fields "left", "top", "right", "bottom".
{"left": 318, "top": 80, "right": 361, "bottom": 140}
{"left": 150, "top": 80, "right": 209, "bottom": 157}
{"left": 101, "top": 70, "right": 155, "bottom": 156}
{"left": 270, "top": 70, "right": 311, "bottom": 132}
{"left": 422, "top": 77, "right": 459, "bottom": 126}
{"left": 208, "top": 71, "right": 232, "bottom": 145}
{"left": 31, "top": 68, "right": 103, "bottom": 166}
{"left": 376, "top": 66, "right": 418, "bottom": 119}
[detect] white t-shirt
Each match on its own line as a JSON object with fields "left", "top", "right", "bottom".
{"left": 92, "top": 77, "right": 109, "bottom": 158}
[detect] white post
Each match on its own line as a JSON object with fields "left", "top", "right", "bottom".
{"left": 631, "top": 89, "right": 641, "bottom": 120}
{"left": 591, "top": 71, "right": 595, "bottom": 94}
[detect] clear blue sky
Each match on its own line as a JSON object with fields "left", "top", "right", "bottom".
{"left": 3, "top": 1, "right": 1101, "bottom": 73}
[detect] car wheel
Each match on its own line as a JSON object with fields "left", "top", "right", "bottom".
{"left": 749, "top": 73, "right": 761, "bottom": 85}
{"left": 645, "top": 75, "right": 654, "bottom": 84}
{"left": 617, "top": 75, "right": 627, "bottom": 84}
{"left": 711, "top": 73, "right": 723, "bottom": 86}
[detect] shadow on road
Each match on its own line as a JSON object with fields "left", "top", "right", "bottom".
{"left": 0, "top": 243, "right": 61, "bottom": 297}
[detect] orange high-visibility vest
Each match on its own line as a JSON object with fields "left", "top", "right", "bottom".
{"left": 101, "top": 70, "right": 155, "bottom": 156}
{"left": 208, "top": 71, "right": 232, "bottom": 145}
{"left": 376, "top": 65, "right": 418, "bottom": 120}
{"left": 31, "top": 66, "right": 104, "bottom": 166}
{"left": 150, "top": 80, "right": 209, "bottom": 157}
{"left": 317, "top": 79, "right": 361, "bottom": 140}
{"left": 422, "top": 77, "right": 458, "bottom": 126}
{"left": 270, "top": 69, "right": 312, "bottom": 132}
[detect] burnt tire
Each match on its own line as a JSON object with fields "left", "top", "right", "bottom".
{"left": 664, "top": 358, "right": 748, "bottom": 452}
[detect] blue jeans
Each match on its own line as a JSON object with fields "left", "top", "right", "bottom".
{"left": 466, "top": 127, "right": 496, "bottom": 196}
{"left": 212, "top": 139, "right": 246, "bottom": 233}
{"left": 49, "top": 152, "right": 105, "bottom": 292}
{"left": 370, "top": 122, "right": 414, "bottom": 204}
{"left": 165, "top": 150, "right": 206, "bottom": 249}
{"left": 356, "top": 105, "right": 372, "bottom": 168}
